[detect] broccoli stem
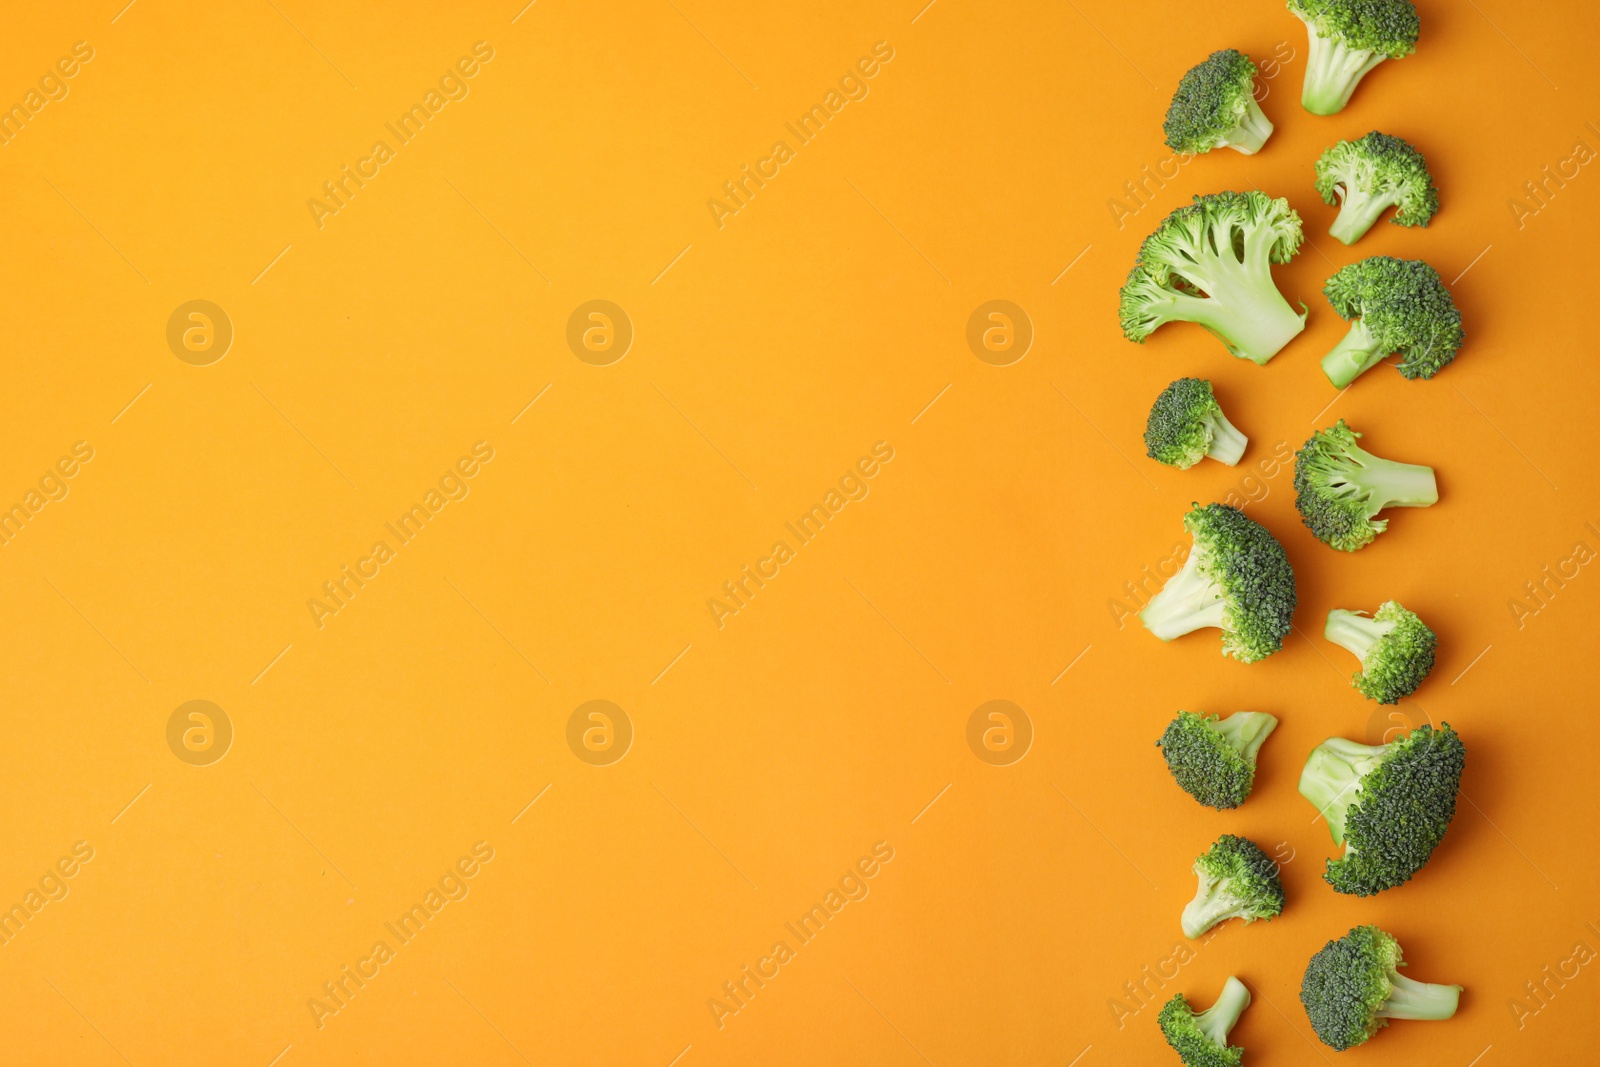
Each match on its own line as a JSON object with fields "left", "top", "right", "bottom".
{"left": 1353, "top": 454, "right": 1439, "bottom": 511}
{"left": 1300, "top": 29, "right": 1388, "bottom": 116}
{"left": 1321, "top": 318, "right": 1386, "bottom": 388}
{"left": 1181, "top": 255, "right": 1307, "bottom": 365}
{"left": 1182, "top": 885, "right": 1246, "bottom": 939}
{"left": 1297, "top": 738, "right": 1388, "bottom": 845}
{"left": 1324, "top": 609, "right": 1388, "bottom": 662}
{"left": 1328, "top": 187, "right": 1401, "bottom": 245}
{"left": 1205, "top": 411, "right": 1248, "bottom": 466}
{"left": 1195, "top": 976, "right": 1252, "bottom": 1044}
{"left": 1378, "top": 971, "right": 1462, "bottom": 1021}
{"left": 1225, "top": 96, "right": 1274, "bottom": 155}
{"left": 1212, "top": 712, "right": 1277, "bottom": 762}
{"left": 1140, "top": 547, "right": 1227, "bottom": 640}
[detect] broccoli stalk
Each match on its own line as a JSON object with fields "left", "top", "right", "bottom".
{"left": 1300, "top": 926, "right": 1462, "bottom": 1050}
{"left": 1319, "top": 257, "right": 1464, "bottom": 388}
{"left": 1294, "top": 421, "right": 1437, "bottom": 551}
{"left": 1299, "top": 25, "right": 1389, "bottom": 115}
{"left": 1380, "top": 972, "right": 1462, "bottom": 1021}
{"left": 1325, "top": 602, "right": 1437, "bottom": 703}
{"left": 1182, "top": 835, "right": 1285, "bottom": 938}
{"left": 1288, "top": 0, "right": 1420, "bottom": 116}
{"left": 1297, "top": 737, "right": 1389, "bottom": 845}
{"left": 1159, "top": 976, "right": 1252, "bottom": 1066}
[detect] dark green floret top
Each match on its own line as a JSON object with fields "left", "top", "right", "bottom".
{"left": 1300, "top": 926, "right": 1462, "bottom": 1050}
{"left": 1159, "top": 976, "right": 1252, "bottom": 1066}
{"left": 1315, "top": 131, "right": 1439, "bottom": 244}
{"left": 1156, "top": 711, "right": 1278, "bottom": 809}
{"left": 1319, "top": 258, "right": 1464, "bottom": 387}
{"left": 1163, "top": 50, "right": 1274, "bottom": 156}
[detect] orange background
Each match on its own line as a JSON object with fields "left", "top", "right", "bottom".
{"left": 0, "top": 0, "right": 1596, "bottom": 1063}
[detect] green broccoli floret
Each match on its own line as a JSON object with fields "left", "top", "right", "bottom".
{"left": 1159, "top": 976, "right": 1252, "bottom": 1066}
{"left": 1301, "top": 926, "right": 1462, "bottom": 1050}
{"left": 1288, "top": 0, "right": 1420, "bottom": 115}
{"left": 1315, "top": 131, "right": 1440, "bottom": 244}
{"left": 1319, "top": 257, "right": 1464, "bottom": 387}
{"left": 1298, "top": 724, "right": 1464, "bottom": 896}
{"left": 1141, "top": 503, "right": 1297, "bottom": 663}
{"left": 1325, "top": 601, "right": 1437, "bottom": 703}
{"left": 1164, "top": 50, "right": 1274, "bottom": 156}
{"left": 1120, "top": 192, "right": 1307, "bottom": 366}
{"left": 1293, "top": 420, "right": 1437, "bottom": 551}
{"left": 1144, "top": 379, "right": 1249, "bottom": 469}
{"left": 1182, "top": 835, "right": 1285, "bottom": 938}
{"left": 1156, "top": 711, "right": 1279, "bottom": 809}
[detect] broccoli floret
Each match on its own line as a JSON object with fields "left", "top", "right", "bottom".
{"left": 1141, "top": 503, "right": 1297, "bottom": 663}
{"left": 1315, "top": 131, "right": 1439, "bottom": 244}
{"left": 1325, "top": 601, "right": 1437, "bottom": 703}
{"left": 1156, "top": 711, "right": 1279, "bottom": 809}
{"left": 1288, "top": 0, "right": 1420, "bottom": 115}
{"left": 1120, "top": 192, "right": 1308, "bottom": 366}
{"left": 1298, "top": 724, "right": 1464, "bottom": 896}
{"left": 1293, "top": 420, "right": 1437, "bottom": 551}
{"left": 1320, "top": 257, "right": 1463, "bottom": 388}
{"left": 1159, "top": 976, "right": 1252, "bottom": 1066}
{"left": 1301, "top": 926, "right": 1462, "bottom": 1049}
{"left": 1164, "top": 50, "right": 1274, "bottom": 156}
{"left": 1182, "top": 835, "right": 1285, "bottom": 938}
{"left": 1145, "top": 379, "right": 1249, "bottom": 469}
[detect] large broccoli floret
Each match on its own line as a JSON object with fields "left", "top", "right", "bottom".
{"left": 1159, "top": 976, "right": 1252, "bottom": 1066}
{"left": 1288, "top": 0, "right": 1420, "bottom": 115}
{"left": 1182, "top": 835, "right": 1285, "bottom": 938}
{"left": 1120, "top": 192, "right": 1307, "bottom": 366}
{"left": 1325, "top": 601, "right": 1437, "bottom": 703}
{"left": 1301, "top": 926, "right": 1462, "bottom": 1050}
{"left": 1314, "top": 131, "right": 1439, "bottom": 244}
{"left": 1156, "top": 711, "right": 1279, "bottom": 809}
{"left": 1293, "top": 420, "right": 1437, "bottom": 551}
{"left": 1144, "top": 379, "right": 1249, "bottom": 469}
{"left": 1140, "top": 503, "right": 1297, "bottom": 663}
{"left": 1298, "top": 724, "right": 1464, "bottom": 896}
{"left": 1319, "top": 257, "right": 1463, "bottom": 387}
{"left": 1164, "top": 50, "right": 1274, "bottom": 156}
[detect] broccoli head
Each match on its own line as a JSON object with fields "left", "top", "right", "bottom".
{"left": 1182, "top": 835, "right": 1285, "bottom": 938}
{"left": 1300, "top": 926, "right": 1462, "bottom": 1050}
{"left": 1293, "top": 420, "right": 1437, "bottom": 551}
{"left": 1159, "top": 976, "right": 1252, "bottom": 1066}
{"left": 1288, "top": 0, "right": 1420, "bottom": 115}
{"left": 1320, "top": 257, "right": 1463, "bottom": 387}
{"left": 1156, "top": 711, "right": 1279, "bottom": 809}
{"left": 1315, "top": 131, "right": 1439, "bottom": 244}
{"left": 1298, "top": 724, "right": 1464, "bottom": 896}
{"left": 1120, "top": 192, "right": 1307, "bottom": 366}
{"left": 1141, "top": 503, "right": 1297, "bottom": 663}
{"left": 1325, "top": 601, "right": 1437, "bottom": 703}
{"left": 1164, "top": 49, "right": 1274, "bottom": 156}
{"left": 1145, "top": 379, "right": 1249, "bottom": 469}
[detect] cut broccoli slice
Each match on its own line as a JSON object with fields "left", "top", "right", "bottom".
{"left": 1325, "top": 601, "right": 1437, "bottom": 703}
{"left": 1288, "top": 0, "right": 1420, "bottom": 115}
{"left": 1301, "top": 926, "right": 1462, "bottom": 1049}
{"left": 1141, "top": 503, "right": 1297, "bottom": 664}
{"left": 1182, "top": 835, "right": 1285, "bottom": 938}
{"left": 1120, "top": 192, "right": 1307, "bottom": 366}
{"left": 1298, "top": 724, "right": 1464, "bottom": 895}
{"left": 1156, "top": 711, "right": 1279, "bottom": 809}
{"left": 1320, "top": 257, "right": 1463, "bottom": 387}
{"left": 1159, "top": 976, "right": 1252, "bottom": 1066}
{"left": 1145, "top": 379, "right": 1249, "bottom": 469}
{"left": 1164, "top": 49, "right": 1274, "bottom": 156}
{"left": 1293, "top": 420, "right": 1437, "bottom": 551}
{"left": 1315, "top": 131, "right": 1439, "bottom": 244}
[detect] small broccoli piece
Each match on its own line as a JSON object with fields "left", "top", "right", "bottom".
{"left": 1326, "top": 601, "right": 1437, "bottom": 703}
{"left": 1156, "top": 711, "right": 1279, "bottom": 809}
{"left": 1298, "top": 724, "right": 1464, "bottom": 896}
{"left": 1301, "top": 926, "right": 1462, "bottom": 1049}
{"left": 1145, "top": 379, "right": 1249, "bottom": 469}
{"left": 1182, "top": 835, "right": 1285, "bottom": 938}
{"left": 1293, "top": 420, "right": 1437, "bottom": 551}
{"left": 1141, "top": 504, "right": 1297, "bottom": 663}
{"left": 1315, "top": 131, "right": 1439, "bottom": 244}
{"left": 1164, "top": 50, "right": 1274, "bottom": 156}
{"left": 1120, "top": 192, "right": 1307, "bottom": 366}
{"left": 1288, "top": 0, "right": 1420, "bottom": 115}
{"left": 1159, "top": 976, "right": 1253, "bottom": 1066}
{"left": 1320, "top": 257, "right": 1463, "bottom": 387}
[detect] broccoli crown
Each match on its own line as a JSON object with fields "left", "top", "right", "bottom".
{"left": 1293, "top": 420, "right": 1438, "bottom": 551}
{"left": 1288, "top": 0, "right": 1419, "bottom": 58}
{"left": 1315, "top": 132, "right": 1439, "bottom": 237}
{"left": 1181, "top": 835, "right": 1285, "bottom": 938}
{"left": 1298, "top": 725, "right": 1465, "bottom": 896}
{"left": 1323, "top": 257, "right": 1464, "bottom": 382}
{"left": 1119, "top": 192, "right": 1307, "bottom": 366}
{"left": 1326, "top": 601, "right": 1438, "bottom": 703}
{"left": 1159, "top": 977, "right": 1251, "bottom": 1066}
{"left": 1163, "top": 50, "right": 1261, "bottom": 154}
{"left": 1301, "top": 925, "right": 1461, "bottom": 1049}
{"left": 1156, "top": 710, "right": 1278, "bottom": 809}
{"left": 1144, "top": 378, "right": 1236, "bottom": 469}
